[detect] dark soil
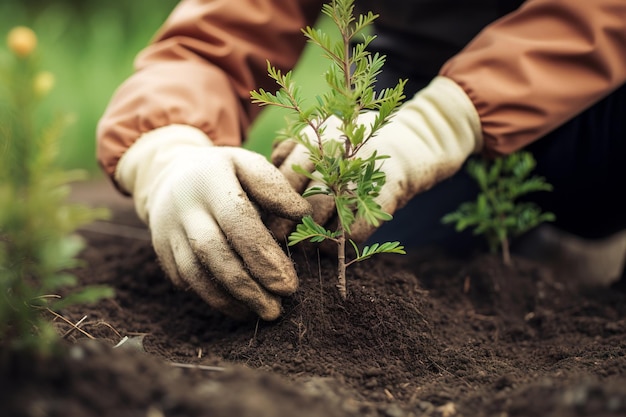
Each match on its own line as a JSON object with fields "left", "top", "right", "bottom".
{"left": 2, "top": 181, "right": 626, "bottom": 417}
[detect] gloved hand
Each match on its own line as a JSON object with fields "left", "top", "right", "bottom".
{"left": 271, "top": 76, "right": 483, "bottom": 243}
{"left": 115, "top": 124, "right": 311, "bottom": 321}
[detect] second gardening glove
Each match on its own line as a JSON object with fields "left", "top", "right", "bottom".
{"left": 271, "top": 76, "right": 483, "bottom": 243}
{"left": 115, "top": 124, "right": 311, "bottom": 321}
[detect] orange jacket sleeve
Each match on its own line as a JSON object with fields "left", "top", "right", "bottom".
{"left": 96, "top": 0, "right": 322, "bottom": 179}
{"left": 441, "top": 0, "right": 626, "bottom": 155}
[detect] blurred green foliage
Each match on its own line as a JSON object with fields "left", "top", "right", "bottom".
{"left": 0, "top": 0, "right": 179, "bottom": 174}
{"left": 0, "top": 0, "right": 332, "bottom": 175}
{"left": 1, "top": 24, "right": 113, "bottom": 354}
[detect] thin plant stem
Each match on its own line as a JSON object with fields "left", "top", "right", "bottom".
{"left": 337, "top": 225, "right": 347, "bottom": 300}
{"left": 501, "top": 235, "right": 511, "bottom": 266}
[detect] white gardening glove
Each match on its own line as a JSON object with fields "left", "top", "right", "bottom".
{"left": 115, "top": 125, "right": 311, "bottom": 321}
{"left": 271, "top": 76, "right": 483, "bottom": 243}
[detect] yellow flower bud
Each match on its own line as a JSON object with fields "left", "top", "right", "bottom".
{"left": 7, "top": 26, "right": 37, "bottom": 58}
{"left": 33, "top": 71, "right": 55, "bottom": 97}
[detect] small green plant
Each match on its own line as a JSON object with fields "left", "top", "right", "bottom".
{"left": 442, "top": 151, "right": 555, "bottom": 265}
{"left": 251, "top": 0, "right": 406, "bottom": 299}
{"left": 1, "top": 26, "right": 112, "bottom": 355}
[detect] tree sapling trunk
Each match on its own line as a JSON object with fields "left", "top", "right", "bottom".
{"left": 251, "top": 0, "right": 406, "bottom": 299}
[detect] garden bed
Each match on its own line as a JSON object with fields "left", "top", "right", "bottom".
{"left": 2, "top": 181, "right": 626, "bottom": 417}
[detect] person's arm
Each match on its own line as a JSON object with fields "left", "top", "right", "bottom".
{"left": 97, "top": 0, "right": 323, "bottom": 184}
{"left": 441, "top": 0, "right": 626, "bottom": 155}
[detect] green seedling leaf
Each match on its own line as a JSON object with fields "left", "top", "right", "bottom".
{"left": 335, "top": 195, "right": 357, "bottom": 234}
{"left": 291, "top": 163, "right": 319, "bottom": 182}
{"left": 349, "top": 240, "right": 406, "bottom": 265}
{"left": 288, "top": 215, "right": 339, "bottom": 245}
{"left": 355, "top": 195, "right": 392, "bottom": 226}
{"left": 361, "top": 241, "right": 405, "bottom": 257}
{"left": 302, "top": 185, "right": 332, "bottom": 198}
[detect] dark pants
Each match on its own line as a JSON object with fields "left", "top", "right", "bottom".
{"left": 370, "top": 83, "right": 626, "bottom": 254}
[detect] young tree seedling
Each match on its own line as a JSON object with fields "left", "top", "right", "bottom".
{"left": 251, "top": 0, "right": 406, "bottom": 299}
{"left": 1, "top": 27, "right": 112, "bottom": 355}
{"left": 442, "top": 151, "right": 555, "bottom": 265}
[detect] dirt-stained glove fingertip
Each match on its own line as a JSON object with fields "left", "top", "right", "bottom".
{"left": 257, "top": 301, "right": 283, "bottom": 321}
{"left": 292, "top": 198, "right": 313, "bottom": 219}
{"left": 271, "top": 139, "right": 298, "bottom": 168}
{"left": 269, "top": 197, "right": 312, "bottom": 223}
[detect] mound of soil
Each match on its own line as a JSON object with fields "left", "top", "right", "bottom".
{"left": 2, "top": 182, "right": 625, "bottom": 417}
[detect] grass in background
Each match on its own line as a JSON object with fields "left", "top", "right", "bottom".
{"left": 0, "top": 2, "right": 333, "bottom": 174}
